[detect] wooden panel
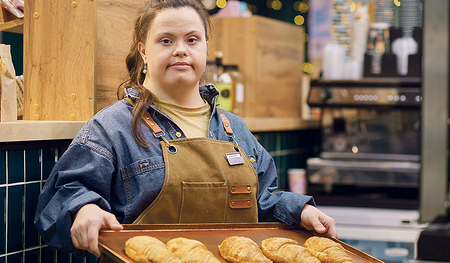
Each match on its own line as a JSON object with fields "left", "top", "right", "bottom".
{"left": 24, "top": 0, "right": 96, "bottom": 121}
{"left": 95, "top": 0, "right": 144, "bottom": 112}
{"left": 209, "top": 16, "right": 304, "bottom": 118}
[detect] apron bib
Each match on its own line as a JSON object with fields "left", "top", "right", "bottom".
{"left": 133, "top": 105, "right": 259, "bottom": 224}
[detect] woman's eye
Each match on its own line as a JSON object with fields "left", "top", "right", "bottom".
{"left": 161, "top": 39, "right": 171, "bottom": 44}
{"left": 187, "top": 37, "right": 198, "bottom": 44}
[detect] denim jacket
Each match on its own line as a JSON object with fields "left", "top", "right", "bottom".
{"left": 34, "top": 84, "right": 315, "bottom": 256}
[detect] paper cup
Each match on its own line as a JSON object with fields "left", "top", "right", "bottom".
{"left": 288, "top": 169, "right": 307, "bottom": 195}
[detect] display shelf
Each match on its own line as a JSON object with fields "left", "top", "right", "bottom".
{"left": 0, "top": 19, "right": 23, "bottom": 33}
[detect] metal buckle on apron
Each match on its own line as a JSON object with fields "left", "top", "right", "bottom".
{"left": 160, "top": 134, "right": 178, "bottom": 154}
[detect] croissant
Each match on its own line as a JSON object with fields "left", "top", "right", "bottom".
{"left": 260, "top": 237, "right": 321, "bottom": 263}
{"left": 124, "top": 236, "right": 182, "bottom": 263}
{"left": 303, "top": 236, "right": 354, "bottom": 263}
{"left": 218, "top": 236, "right": 273, "bottom": 263}
{"left": 166, "top": 237, "right": 221, "bottom": 263}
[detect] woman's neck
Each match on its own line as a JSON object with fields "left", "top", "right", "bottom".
{"left": 144, "top": 80, "right": 204, "bottom": 107}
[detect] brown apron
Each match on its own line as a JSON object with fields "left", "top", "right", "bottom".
{"left": 133, "top": 109, "right": 259, "bottom": 224}
{"left": 99, "top": 101, "right": 258, "bottom": 261}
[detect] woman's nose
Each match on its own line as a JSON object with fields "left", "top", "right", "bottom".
{"left": 173, "top": 43, "right": 188, "bottom": 57}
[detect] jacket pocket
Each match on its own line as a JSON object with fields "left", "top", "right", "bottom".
{"left": 120, "top": 156, "right": 165, "bottom": 222}
{"left": 179, "top": 181, "right": 228, "bottom": 223}
{"left": 120, "top": 157, "right": 164, "bottom": 180}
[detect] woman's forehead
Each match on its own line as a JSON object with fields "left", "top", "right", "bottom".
{"left": 152, "top": 7, "right": 205, "bottom": 31}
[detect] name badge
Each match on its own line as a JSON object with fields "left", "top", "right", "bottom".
{"left": 225, "top": 152, "right": 245, "bottom": 166}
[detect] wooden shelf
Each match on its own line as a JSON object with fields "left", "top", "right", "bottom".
{"left": 0, "top": 120, "right": 85, "bottom": 142}
{"left": 0, "top": 117, "right": 320, "bottom": 143}
{"left": 0, "top": 19, "right": 23, "bottom": 33}
{"left": 243, "top": 117, "right": 320, "bottom": 132}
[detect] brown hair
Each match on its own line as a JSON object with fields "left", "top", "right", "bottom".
{"left": 117, "top": 0, "right": 211, "bottom": 147}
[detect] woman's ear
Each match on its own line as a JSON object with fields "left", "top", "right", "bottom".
{"left": 138, "top": 42, "right": 146, "bottom": 63}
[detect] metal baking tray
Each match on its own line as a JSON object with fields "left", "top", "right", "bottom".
{"left": 98, "top": 223, "right": 383, "bottom": 263}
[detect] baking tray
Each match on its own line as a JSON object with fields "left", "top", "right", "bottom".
{"left": 98, "top": 223, "right": 384, "bottom": 263}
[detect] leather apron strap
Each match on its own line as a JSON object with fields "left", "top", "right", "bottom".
{"left": 132, "top": 105, "right": 259, "bottom": 224}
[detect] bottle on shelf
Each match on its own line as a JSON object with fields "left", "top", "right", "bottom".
{"left": 212, "top": 52, "right": 245, "bottom": 116}
{"left": 224, "top": 65, "right": 245, "bottom": 117}
{"left": 214, "top": 51, "right": 233, "bottom": 112}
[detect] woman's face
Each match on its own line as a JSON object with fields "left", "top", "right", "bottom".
{"left": 138, "top": 7, "right": 208, "bottom": 90}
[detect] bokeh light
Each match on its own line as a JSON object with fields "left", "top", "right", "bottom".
{"left": 294, "top": 15, "right": 305, "bottom": 25}
{"left": 294, "top": 1, "right": 309, "bottom": 13}
{"left": 216, "top": 0, "right": 227, "bottom": 9}
{"left": 350, "top": 2, "right": 356, "bottom": 12}
{"left": 302, "top": 62, "right": 315, "bottom": 74}
{"left": 271, "top": 0, "right": 282, "bottom": 10}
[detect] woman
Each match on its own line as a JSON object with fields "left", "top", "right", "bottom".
{"left": 34, "top": 0, "right": 336, "bottom": 258}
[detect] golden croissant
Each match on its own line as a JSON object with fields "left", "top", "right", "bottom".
{"left": 260, "top": 237, "right": 321, "bottom": 263}
{"left": 124, "top": 236, "right": 181, "bottom": 263}
{"left": 303, "top": 236, "right": 354, "bottom": 263}
{"left": 218, "top": 236, "right": 273, "bottom": 263}
{"left": 166, "top": 237, "right": 221, "bottom": 263}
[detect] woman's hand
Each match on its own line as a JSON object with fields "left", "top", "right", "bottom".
{"left": 300, "top": 204, "right": 337, "bottom": 238}
{"left": 70, "top": 204, "right": 123, "bottom": 257}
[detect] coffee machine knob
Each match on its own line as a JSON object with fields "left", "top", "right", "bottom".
{"left": 317, "top": 89, "right": 331, "bottom": 102}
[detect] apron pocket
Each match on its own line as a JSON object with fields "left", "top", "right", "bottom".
{"left": 179, "top": 181, "right": 228, "bottom": 223}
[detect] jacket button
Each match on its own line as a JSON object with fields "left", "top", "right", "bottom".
{"left": 247, "top": 186, "right": 251, "bottom": 192}
{"left": 231, "top": 201, "right": 235, "bottom": 206}
{"left": 231, "top": 187, "right": 235, "bottom": 192}
{"left": 176, "top": 132, "right": 182, "bottom": 138}
{"left": 247, "top": 201, "right": 251, "bottom": 206}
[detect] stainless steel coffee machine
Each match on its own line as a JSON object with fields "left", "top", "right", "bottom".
{"left": 306, "top": 78, "right": 421, "bottom": 210}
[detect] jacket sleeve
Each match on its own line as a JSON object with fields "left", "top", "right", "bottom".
{"left": 254, "top": 143, "right": 316, "bottom": 226}
{"left": 34, "top": 141, "right": 116, "bottom": 256}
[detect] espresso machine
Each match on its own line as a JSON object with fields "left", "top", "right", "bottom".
{"left": 306, "top": 78, "right": 421, "bottom": 210}
{"left": 305, "top": 78, "right": 423, "bottom": 263}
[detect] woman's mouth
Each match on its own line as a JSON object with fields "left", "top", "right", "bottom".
{"left": 169, "top": 62, "right": 192, "bottom": 70}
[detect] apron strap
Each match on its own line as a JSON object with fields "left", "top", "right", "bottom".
{"left": 141, "top": 111, "right": 163, "bottom": 134}
{"left": 218, "top": 109, "right": 234, "bottom": 135}
{"left": 124, "top": 97, "right": 163, "bottom": 134}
